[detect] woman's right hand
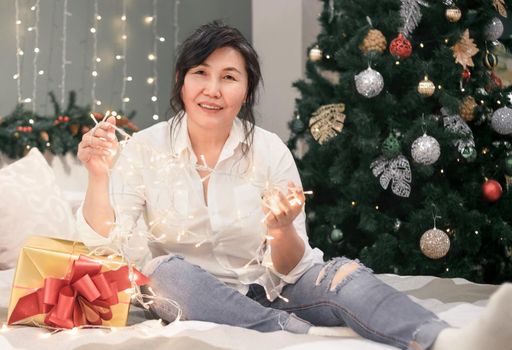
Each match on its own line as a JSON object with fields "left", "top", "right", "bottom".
{"left": 77, "top": 116, "right": 118, "bottom": 178}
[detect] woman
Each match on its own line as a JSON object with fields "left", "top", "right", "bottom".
{"left": 77, "top": 21, "right": 511, "bottom": 350}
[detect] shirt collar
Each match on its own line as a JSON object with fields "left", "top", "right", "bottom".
{"left": 169, "top": 112, "right": 249, "bottom": 158}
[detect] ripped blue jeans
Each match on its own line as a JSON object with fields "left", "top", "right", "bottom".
{"left": 146, "top": 256, "right": 449, "bottom": 350}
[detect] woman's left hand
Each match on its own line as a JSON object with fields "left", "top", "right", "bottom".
{"left": 262, "top": 181, "right": 305, "bottom": 230}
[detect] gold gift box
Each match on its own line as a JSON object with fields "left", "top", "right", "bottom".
{"left": 7, "top": 236, "right": 133, "bottom": 328}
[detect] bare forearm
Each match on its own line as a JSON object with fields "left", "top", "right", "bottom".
{"left": 83, "top": 175, "right": 115, "bottom": 238}
{"left": 269, "top": 224, "right": 305, "bottom": 275}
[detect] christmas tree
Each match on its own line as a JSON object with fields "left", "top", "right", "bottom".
{"left": 289, "top": 0, "right": 512, "bottom": 283}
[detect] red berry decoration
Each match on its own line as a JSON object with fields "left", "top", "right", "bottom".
{"left": 389, "top": 33, "right": 412, "bottom": 59}
{"left": 462, "top": 69, "right": 471, "bottom": 81}
{"left": 482, "top": 179, "right": 503, "bottom": 202}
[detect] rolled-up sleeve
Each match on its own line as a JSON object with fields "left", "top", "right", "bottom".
{"left": 261, "top": 134, "right": 324, "bottom": 286}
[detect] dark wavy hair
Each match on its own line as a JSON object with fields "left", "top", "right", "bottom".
{"left": 169, "top": 21, "right": 262, "bottom": 156}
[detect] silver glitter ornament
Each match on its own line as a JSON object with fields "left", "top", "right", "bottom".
{"left": 411, "top": 133, "right": 441, "bottom": 165}
{"left": 484, "top": 17, "right": 504, "bottom": 41}
{"left": 354, "top": 67, "right": 384, "bottom": 98}
{"left": 491, "top": 106, "right": 512, "bottom": 135}
{"left": 420, "top": 228, "right": 450, "bottom": 259}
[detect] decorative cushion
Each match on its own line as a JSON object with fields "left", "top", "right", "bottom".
{"left": 0, "top": 148, "right": 75, "bottom": 269}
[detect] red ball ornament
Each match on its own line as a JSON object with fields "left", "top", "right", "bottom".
{"left": 389, "top": 33, "right": 412, "bottom": 59}
{"left": 482, "top": 179, "right": 503, "bottom": 202}
{"left": 462, "top": 69, "right": 471, "bottom": 81}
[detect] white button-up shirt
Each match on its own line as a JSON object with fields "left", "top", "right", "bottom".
{"left": 76, "top": 115, "right": 323, "bottom": 300}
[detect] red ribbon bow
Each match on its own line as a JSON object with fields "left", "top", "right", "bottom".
{"left": 8, "top": 255, "right": 149, "bottom": 329}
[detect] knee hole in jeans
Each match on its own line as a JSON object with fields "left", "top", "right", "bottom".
{"left": 329, "top": 261, "right": 360, "bottom": 291}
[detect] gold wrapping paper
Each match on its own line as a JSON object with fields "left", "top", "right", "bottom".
{"left": 7, "top": 236, "right": 132, "bottom": 328}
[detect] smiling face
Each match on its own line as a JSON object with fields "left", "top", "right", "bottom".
{"left": 181, "top": 46, "right": 248, "bottom": 133}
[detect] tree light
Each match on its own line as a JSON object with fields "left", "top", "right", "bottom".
{"left": 148, "top": 53, "right": 156, "bottom": 60}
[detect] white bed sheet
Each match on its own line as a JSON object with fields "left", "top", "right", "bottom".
{"left": 0, "top": 268, "right": 491, "bottom": 350}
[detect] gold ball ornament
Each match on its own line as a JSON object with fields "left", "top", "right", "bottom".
{"left": 459, "top": 96, "right": 478, "bottom": 122}
{"left": 445, "top": 7, "right": 462, "bottom": 23}
{"left": 40, "top": 131, "right": 50, "bottom": 142}
{"left": 417, "top": 76, "right": 436, "bottom": 97}
{"left": 359, "top": 29, "right": 387, "bottom": 54}
{"left": 420, "top": 228, "right": 450, "bottom": 259}
{"left": 69, "top": 124, "right": 80, "bottom": 136}
{"left": 309, "top": 46, "right": 323, "bottom": 62}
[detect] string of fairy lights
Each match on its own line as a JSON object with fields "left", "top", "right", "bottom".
{"left": 60, "top": 0, "right": 69, "bottom": 107}
{"left": 90, "top": 0, "right": 101, "bottom": 111}
{"left": 120, "top": 0, "right": 129, "bottom": 112}
{"left": 31, "top": 0, "right": 41, "bottom": 112}
{"left": 11, "top": 0, "right": 182, "bottom": 119}
{"left": 13, "top": 0, "right": 22, "bottom": 103}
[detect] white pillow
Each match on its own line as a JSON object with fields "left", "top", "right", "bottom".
{"left": 0, "top": 148, "right": 76, "bottom": 270}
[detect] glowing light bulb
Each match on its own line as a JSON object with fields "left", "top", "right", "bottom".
{"left": 13, "top": 74, "right": 19, "bottom": 80}
{"left": 92, "top": 71, "right": 98, "bottom": 77}
{"left": 121, "top": 15, "right": 126, "bottom": 21}
{"left": 151, "top": 96, "right": 157, "bottom": 102}
{"left": 95, "top": 100, "right": 102, "bottom": 105}
{"left": 18, "top": 49, "right": 24, "bottom": 56}
{"left": 153, "top": 114, "right": 159, "bottom": 120}
{"left": 123, "top": 97, "right": 130, "bottom": 102}
{"left": 115, "top": 55, "right": 123, "bottom": 60}
{"left": 27, "top": 27, "right": 34, "bottom": 32}
{"left": 144, "top": 16, "right": 154, "bottom": 24}
{"left": 126, "top": 76, "right": 133, "bottom": 81}
{"left": 159, "top": 37, "right": 165, "bottom": 42}
{"left": 16, "top": 20, "right": 21, "bottom": 25}
{"left": 96, "top": 15, "right": 102, "bottom": 20}
{"left": 90, "top": 27, "right": 96, "bottom": 33}
{"left": 38, "top": 70, "right": 44, "bottom": 75}
{"left": 147, "top": 77, "right": 155, "bottom": 84}
{"left": 34, "top": 47, "right": 40, "bottom": 53}
{"left": 122, "top": 34, "right": 127, "bottom": 40}
{"left": 147, "top": 53, "right": 156, "bottom": 60}
{"left": 95, "top": 57, "right": 101, "bottom": 62}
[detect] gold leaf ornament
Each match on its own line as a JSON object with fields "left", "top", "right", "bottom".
{"left": 493, "top": 0, "right": 508, "bottom": 18}
{"left": 309, "top": 103, "right": 346, "bottom": 144}
{"left": 452, "top": 29, "right": 479, "bottom": 69}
